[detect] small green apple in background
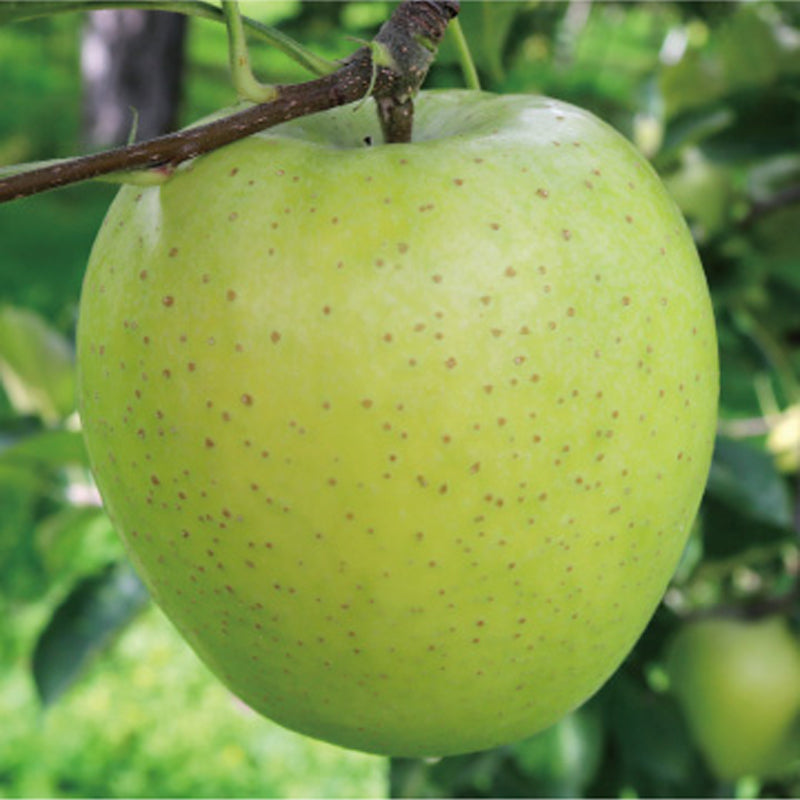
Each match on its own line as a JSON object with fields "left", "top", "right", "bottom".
{"left": 668, "top": 615, "right": 800, "bottom": 781}
{"left": 77, "top": 90, "right": 718, "bottom": 756}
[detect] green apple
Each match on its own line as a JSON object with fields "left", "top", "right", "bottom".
{"left": 77, "top": 90, "right": 718, "bottom": 756}
{"left": 668, "top": 615, "right": 800, "bottom": 780}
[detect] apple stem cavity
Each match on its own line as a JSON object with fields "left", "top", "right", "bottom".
{"left": 0, "top": 0, "right": 459, "bottom": 203}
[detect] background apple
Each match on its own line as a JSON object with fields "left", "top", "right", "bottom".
{"left": 76, "top": 90, "right": 718, "bottom": 756}
{"left": 667, "top": 615, "right": 800, "bottom": 780}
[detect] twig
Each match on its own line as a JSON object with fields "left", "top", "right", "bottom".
{"left": 222, "top": 0, "right": 278, "bottom": 103}
{"left": 449, "top": 18, "right": 481, "bottom": 92}
{"left": 0, "top": 0, "right": 459, "bottom": 204}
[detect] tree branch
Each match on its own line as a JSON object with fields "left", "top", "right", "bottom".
{"left": 0, "top": 0, "right": 459, "bottom": 204}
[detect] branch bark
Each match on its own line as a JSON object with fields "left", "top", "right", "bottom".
{"left": 0, "top": 0, "right": 459, "bottom": 204}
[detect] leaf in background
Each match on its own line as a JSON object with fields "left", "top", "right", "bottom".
{"left": 35, "top": 505, "right": 122, "bottom": 580}
{"left": 699, "top": 87, "right": 800, "bottom": 163}
{"left": 716, "top": 5, "right": 781, "bottom": 92}
{"left": 660, "top": 5, "right": 783, "bottom": 122}
{"left": 439, "top": 1, "right": 521, "bottom": 84}
{"left": 603, "top": 671, "right": 713, "bottom": 798}
{"left": 664, "top": 148, "right": 735, "bottom": 240}
{"left": 747, "top": 155, "right": 800, "bottom": 206}
{"left": 391, "top": 709, "right": 605, "bottom": 799}
{"left": 0, "top": 461, "right": 49, "bottom": 603}
{"left": 753, "top": 205, "right": 800, "bottom": 291}
{"left": 32, "top": 561, "right": 150, "bottom": 706}
{"left": 702, "top": 496, "right": 794, "bottom": 561}
{"left": 657, "top": 106, "right": 734, "bottom": 168}
{"left": 0, "top": 428, "right": 88, "bottom": 469}
{"left": 390, "top": 758, "right": 447, "bottom": 800}
{"left": 390, "top": 752, "right": 493, "bottom": 799}
{"left": 706, "top": 436, "right": 793, "bottom": 529}
{"left": 0, "top": 305, "right": 75, "bottom": 424}
{"left": 511, "top": 707, "right": 605, "bottom": 797}
{"left": 434, "top": 750, "right": 510, "bottom": 797}
{"left": 660, "top": 44, "right": 728, "bottom": 121}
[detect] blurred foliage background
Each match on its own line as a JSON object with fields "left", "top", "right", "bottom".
{"left": 1, "top": 1, "right": 800, "bottom": 797}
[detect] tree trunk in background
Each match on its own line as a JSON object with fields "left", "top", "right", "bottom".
{"left": 81, "top": 9, "right": 187, "bottom": 148}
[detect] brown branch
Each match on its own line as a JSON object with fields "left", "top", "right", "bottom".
{"left": 0, "top": 56, "right": 372, "bottom": 202}
{"left": 0, "top": 0, "right": 459, "bottom": 204}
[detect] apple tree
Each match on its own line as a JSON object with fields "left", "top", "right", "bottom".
{"left": 0, "top": 2, "right": 799, "bottom": 797}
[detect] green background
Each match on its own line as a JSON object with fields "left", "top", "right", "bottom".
{"left": 1, "top": 2, "right": 799, "bottom": 797}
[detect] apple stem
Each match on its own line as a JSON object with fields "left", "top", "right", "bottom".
{"left": 0, "top": 0, "right": 459, "bottom": 202}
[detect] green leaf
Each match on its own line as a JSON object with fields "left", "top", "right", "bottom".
{"left": 657, "top": 106, "right": 735, "bottom": 167}
{"left": 439, "top": 1, "right": 521, "bottom": 84}
{"left": 511, "top": 708, "right": 605, "bottom": 797}
{"left": 716, "top": 6, "right": 781, "bottom": 92}
{"left": 752, "top": 205, "right": 800, "bottom": 291}
{"left": 390, "top": 758, "right": 446, "bottom": 799}
{"left": 659, "top": 5, "right": 784, "bottom": 123}
{"left": 702, "top": 434, "right": 795, "bottom": 559}
{"left": 0, "top": 461, "right": 49, "bottom": 603}
{"left": 437, "top": 751, "right": 507, "bottom": 797}
{"left": 0, "top": 305, "right": 75, "bottom": 424}
{"left": 35, "top": 505, "right": 122, "bottom": 579}
{"left": 660, "top": 48, "right": 728, "bottom": 121}
{"left": 32, "top": 562, "right": 150, "bottom": 706}
{"left": 0, "top": 428, "right": 88, "bottom": 469}
{"left": 603, "top": 671, "right": 714, "bottom": 797}
{"left": 391, "top": 710, "right": 605, "bottom": 799}
{"left": 706, "top": 436, "right": 793, "bottom": 529}
{"left": 702, "top": 495, "right": 793, "bottom": 561}
{"left": 663, "top": 148, "right": 735, "bottom": 239}
{"left": 391, "top": 749, "right": 520, "bottom": 798}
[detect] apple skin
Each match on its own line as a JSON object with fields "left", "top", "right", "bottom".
{"left": 668, "top": 616, "right": 800, "bottom": 780}
{"left": 77, "top": 90, "right": 718, "bottom": 757}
